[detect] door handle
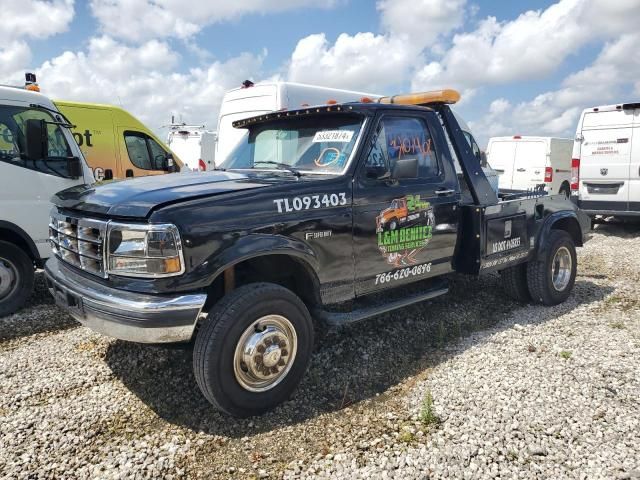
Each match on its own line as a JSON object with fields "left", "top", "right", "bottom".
{"left": 517, "top": 168, "right": 526, "bottom": 172}
{"left": 436, "top": 188, "right": 455, "bottom": 196}
{"left": 126, "top": 169, "right": 134, "bottom": 178}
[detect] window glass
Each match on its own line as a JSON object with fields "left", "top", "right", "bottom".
{"left": 147, "top": 137, "right": 168, "bottom": 170}
{"left": 0, "top": 105, "right": 76, "bottom": 178}
{"left": 365, "top": 116, "right": 438, "bottom": 179}
{"left": 222, "top": 115, "right": 363, "bottom": 174}
{"left": 124, "top": 133, "right": 152, "bottom": 170}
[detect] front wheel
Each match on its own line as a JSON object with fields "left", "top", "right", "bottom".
{"left": 527, "top": 230, "right": 577, "bottom": 305}
{"left": 193, "top": 283, "right": 314, "bottom": 417}
{"left": 0, "top": 241, "right": 35, "bottom": 317}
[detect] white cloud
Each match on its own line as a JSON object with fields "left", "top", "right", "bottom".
{"left": 412, "top": 0, "right": 640, "bottom": 92}
{"left": 0, "top": 0, "right": 75, "bottom": 82}
{"left": 286, "top": 32, "right": 417, "bottom": 93}
{"left": 90, "top": 0, "right": 338, "bottom": 43}
{"left": 377, "top": 0, "right": 466, "bottom": 50}
{"left": 470, "top": 32, "right": 640, "bottom": 146}
{"left": 0, "top": 0, "right": 75, "bottom": 44}
{"left": 20, "top": 36, "right": 265, "bottom": 133}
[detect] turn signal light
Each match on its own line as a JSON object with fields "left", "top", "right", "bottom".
{"left": 570, "top": 158, "right": 580, "bottom": 190}
{"left": 198, "top": 159, "right": 206, "bottom": 172}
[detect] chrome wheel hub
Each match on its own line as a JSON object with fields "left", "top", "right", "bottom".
{"left": 552, "top": 246, "right": 572, "bottom": 292}
{"left": 0, "top": 258, "right": 18, "bottom": 301}
{"left": 233, "top": 314, "right": 297, "bottom": 392}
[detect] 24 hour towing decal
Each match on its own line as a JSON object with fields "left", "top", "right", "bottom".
{"left": 376, "top": 194, "right": 434, "bottom": 267}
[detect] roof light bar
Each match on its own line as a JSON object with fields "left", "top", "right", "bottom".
{"left": 377, "top": 89, "right": 460, "bottom": 106}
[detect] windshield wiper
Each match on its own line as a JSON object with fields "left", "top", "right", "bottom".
{"left": 253, "top": 161, "right": 302, "bottom": 177}
{"left": 29, "top": 103, "right": 75, "bottom": 128}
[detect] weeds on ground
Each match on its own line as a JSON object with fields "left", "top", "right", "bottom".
{"left": 398, "top": 430, "right": 416, "bottom": 444}
{"left": 559, "top": 350, "right": 572, "bottom": 360}
{"left": 419, "top": 391, "right": 441, "bottom": 428}
{"left": 609, "top": 321, "right": 625, "bottom": 329}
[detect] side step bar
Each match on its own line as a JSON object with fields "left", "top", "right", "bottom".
{"left": 314, "top": 279, "right": 449, "bottom": 327}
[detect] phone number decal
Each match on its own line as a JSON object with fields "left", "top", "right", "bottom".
{"left": 375, "top": 262, "right": 432, "bottom": 285}
{"left": 274, "top": 193, "right": 347, "bottom": 213}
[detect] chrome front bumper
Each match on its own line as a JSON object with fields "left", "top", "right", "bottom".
{"left": 44, "top": 257, "right": 207, "bottom": 343}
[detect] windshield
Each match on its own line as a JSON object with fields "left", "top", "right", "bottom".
{"left": 0, "top": 105, "right": 76, "bottom": 178}
{"left": 221, "top": 114, "right": 364, "bottom": 174}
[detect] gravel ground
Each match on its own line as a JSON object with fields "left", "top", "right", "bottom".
{"left": 1, "top": 220, "right": 638, "bottom": 479}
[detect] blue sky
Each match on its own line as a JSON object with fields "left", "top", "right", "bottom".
{"left": 2, "top": 0, "right": 639, "bottom": 146}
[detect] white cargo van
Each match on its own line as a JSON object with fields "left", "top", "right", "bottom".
{"left": 0, "top": 78, "right": 94, "bottom": 316}
{"left": 572, "top": 103, "right": 640, "bottom": 219}
{"left": 486, "top": 136, "right": 573, "bottom": 196}
{"left": 167, "top": 124, "right": 217, "bottom": 171}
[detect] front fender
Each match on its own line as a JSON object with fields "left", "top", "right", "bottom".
{"left": 204, "top": 233, "right": 320, "bottom": 285}
{"left": 535, "top": 210, "right": 588, "bottom": 261}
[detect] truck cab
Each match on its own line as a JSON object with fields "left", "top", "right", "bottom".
{"left": 45, "top": 89, "right": 590, "bottom": 417}
{"left": 0, "top": 79, "right": 93, "bottom": 316}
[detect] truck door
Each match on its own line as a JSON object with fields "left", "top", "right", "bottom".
{"left": 579, "top": 110, "right": 634, "bottom": 211}
{"left": 352, "top": 112, "right": 459, "bottom": 296}
{"left": 511, "top": 140, "right": 547, "bottom": 190}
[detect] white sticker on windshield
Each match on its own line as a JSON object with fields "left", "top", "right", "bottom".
{"left": 312, "top": 130, "right": 354, "bottom": 143}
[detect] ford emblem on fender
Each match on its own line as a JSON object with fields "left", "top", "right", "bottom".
{"left": 600, "top": 168, "right": 608, "bottom": 176}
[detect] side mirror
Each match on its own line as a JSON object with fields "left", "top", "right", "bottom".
{"left": 392, "top": 157, "right": 418, "bottom": 179}
{"left": 25, "top": 119, "right": 48, "bottom": 161}
{"left": 66, "top": 157, "right": 82, "bottom": 179}
{"left": 156, "top": 153, "right": 175, "bottom": 172}
{"left": 480, "top": 151, "right": 488, "bottom": 167}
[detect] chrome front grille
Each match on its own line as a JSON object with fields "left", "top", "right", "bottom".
{"left": 49, "top": 213, "right": 108, "bottom": 277}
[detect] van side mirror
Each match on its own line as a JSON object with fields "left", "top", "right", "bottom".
{"left": 392, "top": 157, "right": 418, "bottom": 179}
{"left": 156, "top": 153, "right": 175, "bottom": 172}
{"left": 25, "top": 119, "right": 48, "bottom": 161}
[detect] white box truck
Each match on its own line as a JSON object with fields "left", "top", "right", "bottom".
{"left": 572, "top": 103, "right": 640, "bottom": 220}
{"left": 486, "top": 136, "right": 573, "bottom": 197}
{"left": 167, "top": 124, "right": 217, "bottom": 171}
{"left": 0, "top": 76, "right": 94, "bottom": 316}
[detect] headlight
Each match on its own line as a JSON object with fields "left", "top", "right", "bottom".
{"left": 106, "top": 223, "right": 184, "bottom": 277}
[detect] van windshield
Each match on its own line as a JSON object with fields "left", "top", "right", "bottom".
{"left": 221, "top": 115, "right": 364, "bottom": 175}
{"left": 0, "top": 105, "right": 76, "bottom": 178}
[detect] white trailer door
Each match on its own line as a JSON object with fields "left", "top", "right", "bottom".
{"left": 579, "top": 110, "right": 633, "bottom": 209}
{"left": 487, "top": 140, "right": 517, "bottom": 189}
{"left": 629, "top": 108, "right": 640, "bottom": 211}
{"left": 511, "top": 140, "right": 547, "bottom": 190}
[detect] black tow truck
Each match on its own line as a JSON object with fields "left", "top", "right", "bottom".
{"left": 45, "top": 89, "right": 590, "bottom": 417}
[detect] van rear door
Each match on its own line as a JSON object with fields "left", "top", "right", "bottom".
{"left": 511, "top": 139, "right": 547, "bottom": 190}
{"left": 629, "top": 106, "right": 640, "bottom": 211}
{"left": 487, "top": 140, "right": 517, "bottom": 189}
{"left": 579, "top": 109, "right": 634, "bottom": 211}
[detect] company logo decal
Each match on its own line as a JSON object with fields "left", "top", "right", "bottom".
{"left": 600, "top": 168, "right": 608, "bottom": 176}
{"left": 376, "top": 194, "right": 434, "bottom": 267}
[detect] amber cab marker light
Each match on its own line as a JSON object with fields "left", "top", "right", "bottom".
{"left": 360, "top": 97, "right": 373, "bottom": 103}
{"left": 326, "top": 99, "right": 338, "bottom": 105}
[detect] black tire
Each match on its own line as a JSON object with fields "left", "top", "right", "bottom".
{"left": 559, "top": 183, "right": 570, "bottom": 198}
{"left": 193, "top": 282, "right": 314, "bottom": 417}
{"left": 527, "top": 230, "right": 577, "bottom": 306}
{"left": 0, "top": 241, "right": 35, "bottom": 317}
{"left": 500, "top": 262, "right": 531, "bottom": 302}
{"left": 388, "top": 218, "right": 399, "bottom": 231}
